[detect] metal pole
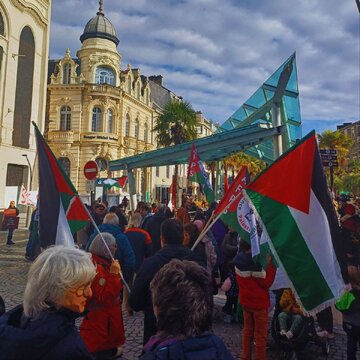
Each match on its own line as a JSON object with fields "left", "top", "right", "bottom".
{"left": 271, "top": 104, "right": 283, "bottom": 158}
{"left": 22, "top": 154, "right": 33, "bottom": 227}
{"left": 127, "top": 167, "right": 137, "bottom": 211}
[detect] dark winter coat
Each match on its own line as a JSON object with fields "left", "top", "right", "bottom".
{"left": 144, "top": 211, "right": 167, "bottom": 255}
{"left": 140, "top": 333, "right": 234, "bottom": 360}
{"left": 0, "top": 305, "right": 93, "bottom": 360}
{"left": 128, "top": 244, "right": 201, "bottom": 344}
{"left": 88, "top": 223, "right": 136, "bottom": 282}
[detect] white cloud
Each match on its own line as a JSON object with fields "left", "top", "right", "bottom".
{"left": 49, "top": 0, "right": 360, "bottom": 131}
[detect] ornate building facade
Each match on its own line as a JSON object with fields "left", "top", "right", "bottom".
{"left": 0, "top": 0, "right": 51, "bottom": 209}
{"left": 46, "top": 2, "right": 214, "bottom": 204}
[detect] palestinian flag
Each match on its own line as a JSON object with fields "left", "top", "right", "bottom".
{"left": 187, "top": 144, "right": 214, "bottom": 203}
{"left": 245, "top": 131, "right": 347, "bottom": 313}
{"left": 103, "top": 176, "right": 128, "bottom": 189}
{"left": 34, "top": 123, "right": 89, "bottom": 247}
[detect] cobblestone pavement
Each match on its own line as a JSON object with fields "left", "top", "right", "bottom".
{"left": 0, "top": 230, "right": 351, "bottom": 359}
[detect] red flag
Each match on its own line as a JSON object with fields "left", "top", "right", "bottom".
{"left": 214, "top": 166, "right": 248, "bottom": 216}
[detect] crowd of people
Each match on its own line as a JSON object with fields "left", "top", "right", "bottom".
{"left": 1, "top": 193, "right": 360, "bottom": 359}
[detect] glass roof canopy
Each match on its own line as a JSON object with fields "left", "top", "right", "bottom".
{"left": 109, "top": 53, "right": 301, "bottom": 172}
{"left": 217, "top": 53, "right": 302, "bottom": 162}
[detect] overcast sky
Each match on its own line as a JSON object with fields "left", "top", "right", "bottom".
{"left": 50, "top": 0, "right": 359, "bottom": 136}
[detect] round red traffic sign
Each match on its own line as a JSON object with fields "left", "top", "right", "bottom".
{"left": 84, "top": 160, "right": 98, "bottom": 180}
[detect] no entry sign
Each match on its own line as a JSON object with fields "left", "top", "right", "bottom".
{"left": 84, "top": 160, "right": 98, "bottom": 180}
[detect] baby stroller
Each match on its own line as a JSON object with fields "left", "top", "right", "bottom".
{"left": 271, "top": 290, "right": 330, "bottom": 360}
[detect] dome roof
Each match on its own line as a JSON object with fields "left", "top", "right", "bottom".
{"left": 80, "top": 3, "right": 119, "bottom": 46}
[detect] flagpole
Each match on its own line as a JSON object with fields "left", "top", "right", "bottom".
{"left": 191, "top": 189, "right": 245, "bottom": 251}
{"left": 81, "top": 201, "right": 131, "bottom": 294}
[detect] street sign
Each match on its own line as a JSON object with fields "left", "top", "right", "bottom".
{"left": 85, "top": 180, "right": 96, "bottom": 193}
{"left": 320, "top": 154, "right": 338, "bottom": 161}
{"left": 84, "top": 161, "right": 98, "bottom": 180}
{"left": 320, "top": 149, "right": 337, "bottom": 155}
{"left": 322, "top": 160, "right": 339, "bottom": 167}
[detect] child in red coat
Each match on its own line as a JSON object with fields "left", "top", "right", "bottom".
{"left": 234, "top": 240, "right": 276, "bottom": 360}
{"left": 80, "top": 233, "right": 125, "bottom": 359}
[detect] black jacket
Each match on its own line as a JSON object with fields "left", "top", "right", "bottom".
{"left": 144, "top": 212, "right": 167, "bottom": 255}
{"left": 0, "top": 305, "right": 93, "bottom": 360}
{"left": 140, "top": 333, "right": 234, "bottom": 360}
{"left": 129, "top": 244, "right": 201, "bottom": 344}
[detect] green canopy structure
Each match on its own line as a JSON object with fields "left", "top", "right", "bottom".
{"left": 109, "top": 53, "right": 302, "bottom": 208}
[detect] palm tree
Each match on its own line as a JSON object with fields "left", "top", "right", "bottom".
{"left": 153, "top": 100, "right": 197, "bottom": 207}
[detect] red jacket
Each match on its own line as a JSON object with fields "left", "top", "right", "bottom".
{"left": 235, "top": 252, "right": 276, "bottom": 310}
{"left": 80, "top": 254, "right": 125, "bottom": 352}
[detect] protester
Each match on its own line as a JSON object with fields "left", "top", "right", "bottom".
{"left": 129, "top": 218, "right": 201, "bottom": 345}
{"left": 221, "top": 262, "right": 239, "bottom": 324}
{"left": 109, "top": 205, "right": 128, "bottom": 232}
{"left": 183, "top": 222, "right": 207, "bottom": 266}
{"left": 87, "top": 213, "right": 135, "bottom": 283}
{"left": 125, "top": 212, "right": 152, "bottom": 274}
{"left": 0, "top": 245, "right": 96, "bottom": 359}
{"left": 336, "top": 265, "right": 360, "bottom": 360}
{"left": 221, "top": 229, "right": 238, "bottom": 272}
{"left": 5, "top": 201, "right": 19, "bottom": 245}
{"left": 80, "top": 233, "right": 125, "bottom": 359}
{"left": 278, "top": 288, "right": 304, "bottom": 339}
{"left": 176, "top": 197, "right": 191, "bottom": 225}
{"left": 139, "top": 203, "right": 153, "bottom": 229}
{"left": 84, "top": 202, "right": 108, "bottom": 239}
{"left": 25, "top": 206, "right": 40, "bottom": 261}
{"left": 140, "top": 259, "right": 234, "bottom": 360}
{"left": 234, "top": 240, "right": 276, "bottom": 360}
{"left": 144, "top": 203, "right": 167, "bottom": 254}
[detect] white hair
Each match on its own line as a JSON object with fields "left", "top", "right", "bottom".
{"left": 103, "top": 213, "right": 119, "bottom": 226}
{"left": 88, "top": 232, "right": 115, "bottom": 260}
{"left": 23, "top": 245, "right": 96, "bottom": 318}
{"left": 129, "top": 212, "right": 142, "bottom": 228}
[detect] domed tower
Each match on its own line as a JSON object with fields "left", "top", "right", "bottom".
{"left": 77, "top": 0, "right": 121, "bottom": 86}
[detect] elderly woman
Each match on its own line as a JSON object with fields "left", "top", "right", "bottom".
{"left": 80, "top": 233, "right": 125, "bottom": 359}
{"left": 0, "top": 245, "right": 96, "bottom": 359}
{"left": 140, "top": 259, "right": 234, "bottom": 360}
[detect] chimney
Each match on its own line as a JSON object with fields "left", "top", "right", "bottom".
{"left": 149, "top": 75, "right": 163, "bottom": 86}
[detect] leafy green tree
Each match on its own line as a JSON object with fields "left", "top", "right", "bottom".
{"left": 153, "top": 100, "right": 197, "bottom": 207}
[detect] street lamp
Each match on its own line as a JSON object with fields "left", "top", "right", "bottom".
{"left": 22, "top": 154, "right": 33, "bottom": 227}
{"left": 22, "top": 154, "right": 33, "bottom": 191}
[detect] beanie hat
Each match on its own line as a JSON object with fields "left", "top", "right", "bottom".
{"left": 193, "top": 219, "right": 205, "bottom": 232}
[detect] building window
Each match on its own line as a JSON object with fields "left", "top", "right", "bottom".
{"left": 137, "top": 83, "right": 140, "bottom": 99}
{"left": 144, "top": 123, "right": 148, "bottom": 143}
{"left": 92, "top": 107, "right": 102, "bottom": 132}
{"left": 156, "top": 166, "right": 159, "bottom": 177}
{"left": 125, "top": 114, "right": 130, "bottom": 136}
{"left": 0, "top": 12, "right": 4, "bottom": 36}
{"left": 166, "top": 165, "right": 170, "bottom": 179}
{"left": 60, "top": 106, "right": 71, "bottom": 131}
{"left": 58, "top": 157, "right": 71, "bottom": 177}
{"left": 13, "top": 26, "right": 35, "bottom": 148}
{"left": 95, "top": 67, "right": 115, "bottom": 86}
{"left": 106, "top": 109, "right": 113, "bottom": 133}
{"left": 63, "top": 63, "right": 71, "bottom": 84}
{"left": 135, "top": 118, "right": 139, "bottom": 139}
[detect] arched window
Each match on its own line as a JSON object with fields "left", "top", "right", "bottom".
{"left": 13, "top": 26, "right": 35, "bottom": 148}
{"left": 63, "top": 63, "right": 71, "bottom": 84}
{"left": 106, "top": 109, "right": 113, "bottom": 133}
{"left": 58, "top": 157, "right": 71, "bottom": 177}
{"left": 127, "top": 76, "right": 132, "bottom": 94}
{"left": 136, "top": 83, "right": 140, "bottom": 99}
{"left": 92, "top": 107, "right": 102, "bottom": 132}
{"left": 125, "top": 114, "right": 130, "bottom": 136}
{"left": 60, "top": 106, "right": 71, "bottom": 131}
{"left": 144, "top": 123, "right": 148, "bottom": 143}
{"left": 95, "top": 67, "right": 115, "bottom": 86}
{"left": 0, "top": 12, "right": 4, "bottom": 36}
{"left": 135, "top": 118, "right": 139, "bottom": 139}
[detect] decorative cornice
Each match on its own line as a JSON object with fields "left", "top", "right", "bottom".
{"left": 9, "top": 0, "right": 49, "bottom": 28}
{"left": 122, "top": 91, "right": 153, "bottom": 112}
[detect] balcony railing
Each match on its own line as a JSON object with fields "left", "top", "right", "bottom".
{"left": 48, "top": 130, "right": 74, "bottom": 143}
{"left": 86, "top": 84, "right": 121, "bottom": 98}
